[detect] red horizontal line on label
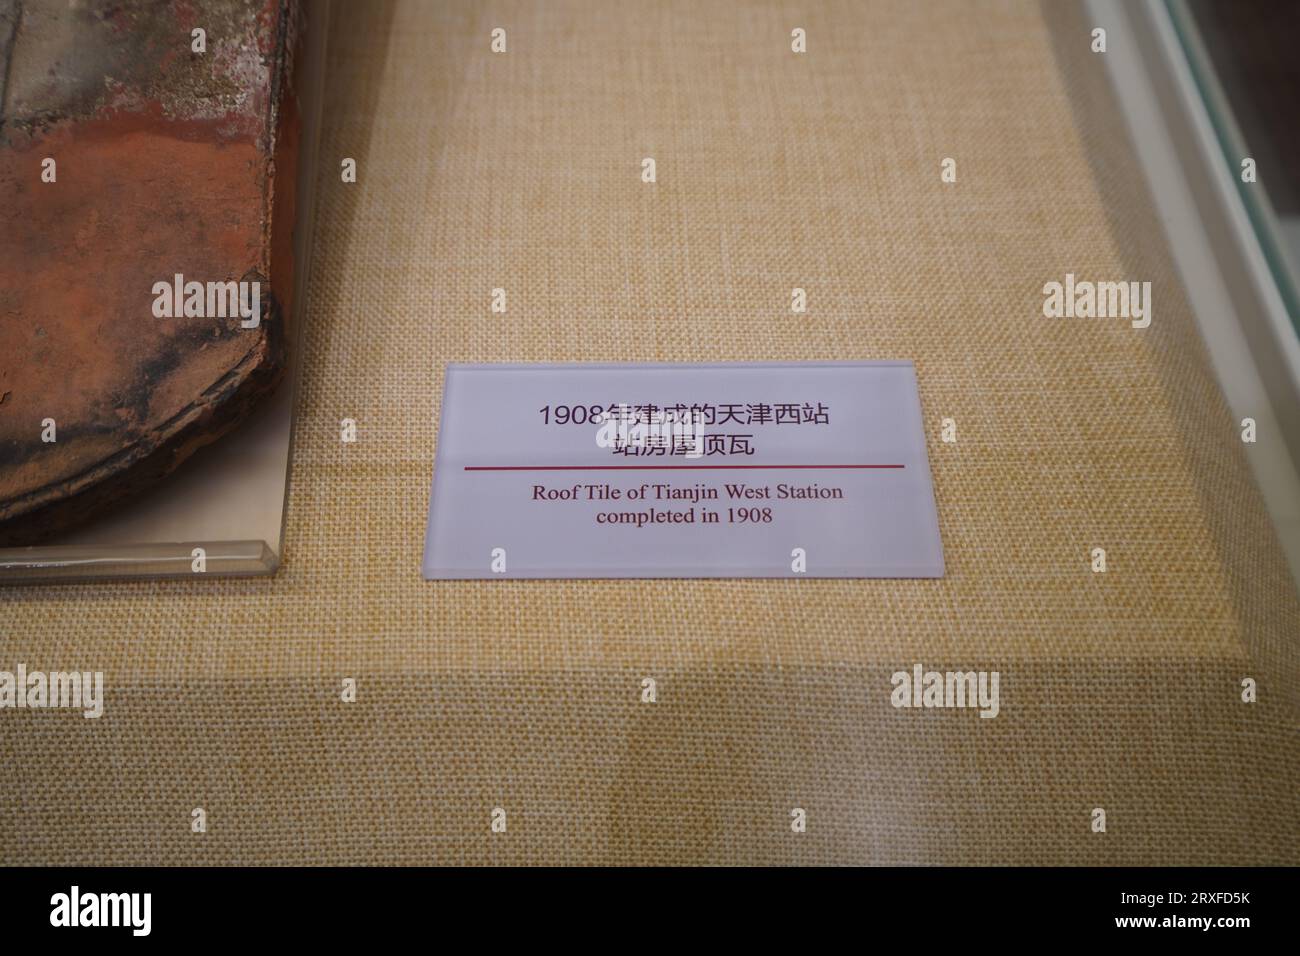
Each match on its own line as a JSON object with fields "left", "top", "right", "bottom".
{"left": 464, "top": 464, "right": 905, "bottom": 471}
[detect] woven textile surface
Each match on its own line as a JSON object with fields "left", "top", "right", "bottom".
{"left": 2, "top": 0, "right": 1298, "bottom": 865}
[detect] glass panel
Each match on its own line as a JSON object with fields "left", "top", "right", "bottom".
{"left": 1167, "top": 0, "right": 1300, "bottom": 338}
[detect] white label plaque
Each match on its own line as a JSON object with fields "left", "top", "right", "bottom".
{"left": 422, "top": 363, "right": 943, "bottom": 579}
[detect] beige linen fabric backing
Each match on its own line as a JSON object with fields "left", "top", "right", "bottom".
{"left": 2, "top": 0, "right": 1298, "bottom": 865}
